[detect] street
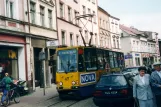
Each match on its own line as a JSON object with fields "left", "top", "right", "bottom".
{"left": 8, "top": 85, "right": 98, "bottom": 107}
{"left": 35, "top": 96, "right": 96, "bottom": 107}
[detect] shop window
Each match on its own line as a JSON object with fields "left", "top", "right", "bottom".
{"left": 0, "top": 48, "right": 18, "bottom": 79}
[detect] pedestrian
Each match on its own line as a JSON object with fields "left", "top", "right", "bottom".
{"left": 151, "top": 62, "right": 161, "bottom": 107}
{"left": 133, "top": 66, "right": 154, "bottom": 107}
{"left": 1, "top": 72, "right": 14, "bottom": 105}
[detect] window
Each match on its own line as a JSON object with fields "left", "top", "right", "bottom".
{"left": 76, "top": 35, "right": 79, "bottom": 46}
{"left": 97, "top": 76, "right": 127, "bottom": 87}
{"left": 6, "top": 1, "right": 14, "bottom": 18}
{"left": 113, "top": 38, "right": 116, "bottom": 48}
{"left": 93, "top": 11, "right": 96, "bottom": 23}
{"left": 82, "top": 5, "right": 86, "bottom": 15}
{"left": 97, "top": 50, "right": 104, "bottom": 70}
{"left": 103, "top": 20, "right": 105, "bottom": 28}
{"left": 60, "top": 2, "right": 64, "bottom": 18}
{"left": 88, "top": 8, "right": 91, "bottom": 14}
{"left": 100, "top": 18, "right": 101, "bottom": 27}
{"left": 68, "top": 7, "right": 72, "bottom": 22}
{"left": 70, "top": 33, "right": 73, "bottom": 46}
{"left": 85, "top": 31, "right": 88, "bottom": 43}
{"left": 61, "top": 31, "right": 65, "bottom": 45}
{"left": 92, "top": 0, "right": 95, "bottom": 4}
{"left": 57, "top": 49, "right": 77, "bottom": 72}
{"left": 117, "top": 39, "right": 119, "bottom": 48}
{"left": 48, "top": 9, "right": 52, "bottom": 28}
{"left": 113, "top": 52, "right": 118, "bottom": 67}
{"left": 30, "top": 2, "right": 35, "bottom": 24}
{"left": 84, "top": 48, "right": 97, "bottom": 71}
{"left": 109, "top": 52, "right": 114, "bottom": 68}
{"left": 40, "top": 6, "right": 45, "bottom": 26}
{"left": 74, "top": 11, "right": 79, "bottom": 25}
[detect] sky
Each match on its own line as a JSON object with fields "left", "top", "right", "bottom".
{"left": 98, "top": 0, "right": 161, "bottom": 38}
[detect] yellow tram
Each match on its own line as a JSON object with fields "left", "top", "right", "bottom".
{"left": 56, "top": 46, "right": 124, "bottom": 99}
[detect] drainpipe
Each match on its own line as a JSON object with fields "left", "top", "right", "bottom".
{"left": 55, "top": 0, "right": 59, "bottom": 43}
{"left": 26, "top": 0, "right": 33, "bottom": 92}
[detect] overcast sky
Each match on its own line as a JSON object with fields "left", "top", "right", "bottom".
{"left": 98, "top": 0, "right": 161, "bottom": 38}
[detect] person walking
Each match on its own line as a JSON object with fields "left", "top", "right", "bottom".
{"left": 151, "top": 62, "right": 161, "bottom": 107}
{"left": 133, "top": 66, "right": 154, "bottom": 107}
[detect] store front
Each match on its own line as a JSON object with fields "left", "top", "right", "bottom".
{"left": 0, "top": 34, "right": 26, "bottom": 81}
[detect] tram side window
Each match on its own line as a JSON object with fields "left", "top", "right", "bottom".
{"left": 109, "top": 52, "right": 114, "bottom": 68}
{"left": 84, "top": 48, "right": 97, "bottom": 71}
{"left": 78, "top": 54, "right": 85, "bottom": 71}
{"left": 97, "top": 50, "right": 104, "bottom": 70}
{"left": 114, "top": 52, "right": 118, "bottom": 67}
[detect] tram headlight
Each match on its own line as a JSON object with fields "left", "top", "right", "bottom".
{"left": 59, "top": 82, "right": 63, "bottom": 86}
{"left": 72, "top": 81, "right": 76, "bottom": 85}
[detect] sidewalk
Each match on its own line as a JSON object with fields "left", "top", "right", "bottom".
{"left": 10, "top": 84, "right": 58, "bottom": 107}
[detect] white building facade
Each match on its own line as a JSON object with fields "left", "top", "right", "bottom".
{"left": 98, "top": 6, "right": 111, "bottom": 49}
{"left": 56, "top": 0, "right": 80, "bottom": 46}
{"left": 109, "top": 16, "right": 121, "bottom": 52}
{"left": 120, "top": 25, "right": 158, "bottom": 67}
{"left": 79, "top": 0, "right": 99, "bottom": 46}
{"left": 26, "top": 0, "right": 57, "bottom": 89}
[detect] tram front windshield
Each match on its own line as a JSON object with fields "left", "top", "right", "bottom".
{"left": 57, "top": 49, "right": 77, "bottom": 73}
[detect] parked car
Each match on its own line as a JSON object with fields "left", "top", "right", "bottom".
{"left": 93, "top": 73, "right": 134, "bottom": 107}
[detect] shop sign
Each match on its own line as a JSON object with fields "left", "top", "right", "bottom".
{"left": 124, "top": 54, "right": 132, "bottom": 59}
{"left": 46, "top": 40, "right": 58, "bottom": 47}
{"left": 135, "top": 54, "right": 140, "bottom": 56}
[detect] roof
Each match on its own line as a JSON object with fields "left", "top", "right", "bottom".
{"left": 110, "top": 15, "right": 120, "bottom": 20}
{"left": 98, "top": 6, "right": 110, "bottom": 16}
{"left": 120, "top": 24, "right": 144, "bottom": 36}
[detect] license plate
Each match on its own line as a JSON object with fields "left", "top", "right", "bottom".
{"left": 105, "top": 91, "right": 117, "bottom": 94}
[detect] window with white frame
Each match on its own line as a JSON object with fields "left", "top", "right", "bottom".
{"left": 48, "top": 9, "right": 52, "bottom": 28}
{"left": 74, "top": 11, "right": 79, "bottom": 25}
{"left": 61, "top": 31, "right": 65, "bottom": 45}
{"left": 85, "top": 31, "right": 88, "bottom": 43}
{"left": 113, "top": 37, "right": 116, "bottom": 48}
{"left": 88, "top": 8, "right": 91, "bottom": 14}
{"left": 70, "top": 33, "right": 73, "bottom": 46}
{"left": 40, "top": 6, "right": 45, "bottom": 26}
{"left": 117, "top": 39, "right": 119, "bottom": 48}
{"left": 68, "top": 7, "right": 72, "bottom": 22}
{"left": 6, "top": 1, "right": 14, "bottom": 18}
{"left": 30, "top": 2, "right": 35, "bottom": 24}
{"left": 93, "top": 11, "right": 96, "bottom": 23}
{"left": 82, "top": 5, "right": 86, "bottom": 15}
{"left": 76, "top": 35, "right": 79, "bottom": 46}
{"left": 60, "top": 2, "right": 64, "bottom": 18}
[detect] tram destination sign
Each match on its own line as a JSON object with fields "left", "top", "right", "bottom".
{"left": 80, "top": 72, "right": 96, "bottom": 85}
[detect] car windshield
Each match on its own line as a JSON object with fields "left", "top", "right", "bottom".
{"left": 57, "top": 49, "right": 77, "bottom": 73}
{"left": 97, "top": 75, "right": 127, "bottom": 87}
{"left": 122, "top": 68, "right": 138, "bottom": 74}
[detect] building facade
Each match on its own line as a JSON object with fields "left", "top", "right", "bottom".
{"left": 79, "top": 0, "right": 99, "bottom": 46}
{"left": 0, "top": 0, "right": 28, "bottom": 81}
{"left": 27, "top": 0, "right": 57, "bottom": 89}
{"left": 98, "top": 6, "right": 111, "bottom": 49}
{"left": 120, "top": 25, "right": 158, "bottom": 67}
{"left": 56, "top": 0, "right": 80, "bottom": 46}
{"left": 109, "top": 16, "right": 121, "bottom": 52}
{"left": 0, "top": 0, "right": 57, "bottom": 91}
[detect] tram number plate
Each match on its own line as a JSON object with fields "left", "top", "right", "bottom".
{"left": 105, "top": 91, "right": 117, "bottom": 95}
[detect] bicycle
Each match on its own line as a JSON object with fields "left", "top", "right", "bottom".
{"left": 1, "top": 84, "right": 20, "bottom": 106}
